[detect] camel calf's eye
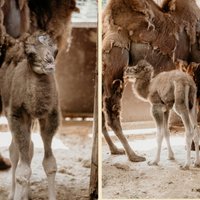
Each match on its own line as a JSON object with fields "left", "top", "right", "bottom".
{"left": 54, "top": 49, "right": 58, "bottom": 58}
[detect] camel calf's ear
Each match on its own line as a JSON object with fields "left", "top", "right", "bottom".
{"left": 168, "top": 0, "right": 176, "bottom": 11}
{"left": 162, "top": 0, "right": 176, "bottom": 12}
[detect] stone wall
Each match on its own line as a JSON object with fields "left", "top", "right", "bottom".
{"left": 56, "top": 28, "right": 96, "bottom": 118}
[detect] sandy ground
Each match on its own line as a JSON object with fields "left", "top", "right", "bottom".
{"left": 102, "top": 122, "right": 200, "bottom": 199}
{"left": 0, "top": 119, "right": 93, "bottom": 200}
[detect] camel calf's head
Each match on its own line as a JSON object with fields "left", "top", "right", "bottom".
{"left": 25, "top": 32, "right": 58, "bottom": 75}
{"left": 124, "top": 59, "right": 153, "bottom": 81}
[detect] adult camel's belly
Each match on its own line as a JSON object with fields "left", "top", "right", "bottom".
{"left": 130, "top": 42, "right": 175, "bottom": 74}
{"left": 130, "top": 30, "right": 190, "bottom": 75}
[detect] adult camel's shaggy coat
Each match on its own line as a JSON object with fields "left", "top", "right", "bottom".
{"left": 102, "top": 0, "right": 200, "bottom": 162}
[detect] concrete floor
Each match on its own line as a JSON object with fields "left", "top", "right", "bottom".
{"left": 0, "top": 118, "right": 93, "bottom": 200}
{"left": 102, "top": 121, "right": 200, "bottom": 199}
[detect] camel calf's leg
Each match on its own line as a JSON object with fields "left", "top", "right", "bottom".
{"left": 8, "top": 140, "right": 19, "bottom": 200}
{"left": 39, "top": 109, "right": 59, "bottom": 200}
{"left": 9, "top": 109, "right": 32, "bottom": 200}
{"left": 177, "top": 110, "right": 193, "bottom": 170}
{"left": 163, "top": 111, "right": 174, "bottom": 160}
{"left": 148, "top": 104, "right": 165, "bottom": 165}
{"left": 189, "top": 105, "right": 200, "bottom": 167}
{"left": 9, "top": 131, "right": 33, "bottom": 200}
{"left": 174, "top": 85, "right": 193, "bottom": 170}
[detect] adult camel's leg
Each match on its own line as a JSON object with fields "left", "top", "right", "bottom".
{"left": 188, "top": 100, "right": 200, "bottom": 167}
{"left": 102, "top": 112, "right": 125, "bottom": 155}
{"left": 103, "top": 46, "right": 145, "bottom": 162}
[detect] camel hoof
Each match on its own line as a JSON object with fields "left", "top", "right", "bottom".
{"left": 128, "top": 154, "right": 146, "bottom": 162}
{"left": 191, "top": 141, "right": 200, "bottom": 151}
{"left": 168, "top": 156, "right": 175, "bottom": 160}
{"left": 180, "top": 165, "right": 189, "bottom": 170}
{"left": 147, "top": 161, "right": 158, "bottom": 166}
{"left": 0, "top": 156, "right": 11, "bottom": 170}
{"left": 193, "top": 161, "right": 200, "bottom": 168}
{"left": 111, "top": 148, "right": 125, "bottom": 155}
{"left": 8, "top": 194, "right": 13, "bottom": 200}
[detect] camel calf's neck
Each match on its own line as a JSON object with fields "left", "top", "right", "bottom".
{"left": 125, "top": 60, "right": 153, "bottom": 101}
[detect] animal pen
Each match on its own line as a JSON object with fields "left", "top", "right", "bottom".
{"left": 102, "top": 0, "right": 200, "bottom": 199}
{"left": 0, "top": 0, "right": 97, "bottom": 200}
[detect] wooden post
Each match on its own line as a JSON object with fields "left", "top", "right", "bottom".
{"left": 89, "top": 65, "right": 98, "bottom": 199}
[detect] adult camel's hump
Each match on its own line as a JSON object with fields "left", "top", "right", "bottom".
{"left": 103, "top": 0, "right": 200, "bottom": 62}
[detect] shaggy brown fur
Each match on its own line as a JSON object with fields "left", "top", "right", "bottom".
{"left": 103, "top": 0, "right": 200, "bottom": 69}
{"left": 125, "top": 60, "right": 199, "bottom": 169}
{"left": 102, "top": 0, "right": 200, "bottom": 162}
{"left": 0, "top": 0, "right": 79, "bottom": 54}
{"left": 28, "top": 0, "right": 79, "bottom": 49}
{"left": 0, "top": 31, "right": 59, "bottom": 199}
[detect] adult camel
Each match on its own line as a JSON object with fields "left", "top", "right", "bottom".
{"left": 102, "top": 0, "right": 200, "bottom": 162}
{"left": 0, "top": 0, "right": 29, "bottom": 170}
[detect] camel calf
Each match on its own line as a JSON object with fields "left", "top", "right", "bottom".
{"left": 1, "top": 31, "right": 59, "bottom": 200}
{"left": 124, "top": 59, "right": 200, "bottom": 169}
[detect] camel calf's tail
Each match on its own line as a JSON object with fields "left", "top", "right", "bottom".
{"left": 188, "top": 85, "right": 198, "bottom": 129}
{"left": 173, "top": 81, "right": 197, "bottom": 121}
